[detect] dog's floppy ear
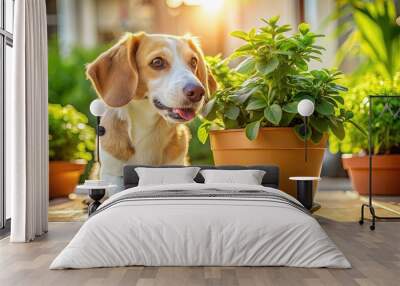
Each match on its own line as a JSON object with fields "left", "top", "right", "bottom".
{"left": 187, "top": 37, "right": 218, "bottom": 98}
{"left": 86, "top": 33, "right": 144, "bottom": 107}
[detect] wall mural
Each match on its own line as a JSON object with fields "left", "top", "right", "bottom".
{"left": 47, "top": 1, "right": 400, "bottom": 215}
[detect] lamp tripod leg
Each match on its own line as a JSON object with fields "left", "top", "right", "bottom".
{"left": 304, "top": 116, "right": 307, "bottom": 162}
{"left": 96, "top": 116, "right": 100, "bottom": 163}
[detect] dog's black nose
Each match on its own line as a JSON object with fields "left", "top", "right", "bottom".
{"left": 183, "top": 83, "right": 205, "bottom": 103}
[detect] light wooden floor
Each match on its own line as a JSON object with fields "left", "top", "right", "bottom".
{"left": 1, "top": 192, "right": 400, "bottom": 286}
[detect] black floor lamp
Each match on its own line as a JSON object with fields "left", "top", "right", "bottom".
{"left": 289, "top": 99, "right": 321, "bottom": 211}
{"left": 81, "top": 99, "right": 108, "bottom": 215}
{"left": 297, "top": 99, "right": 315, "bottom": 162}
{"left": 89, "top": 99, "right": 107, "bottom": 166}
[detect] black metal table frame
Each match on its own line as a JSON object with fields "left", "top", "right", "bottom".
{"left": 359, "top": 95, "right": 400, "bottom": 230}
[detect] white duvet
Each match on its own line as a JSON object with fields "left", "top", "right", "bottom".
{"left": 50, "top": 183, "right": 350, "bottom": 269}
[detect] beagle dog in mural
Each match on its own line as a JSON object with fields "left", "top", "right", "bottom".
{"left": 86, "top": 32, "right": 217, "bottom": 189}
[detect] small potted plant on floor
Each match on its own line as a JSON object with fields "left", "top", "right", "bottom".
{"left": 198, "top": 16, "right": 356, "bottom": 196}
{"left": 49, "top": 104, "right": 95, "bottom": 199}
{"left": 330, "top": 74, "right": 400, "bottom": 195}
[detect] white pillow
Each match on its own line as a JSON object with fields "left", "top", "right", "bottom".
{"left": 200, "top": 169, "right": 266, "bottom": 185}
{"left": 135, "top": 167, "right": 200, "bottom": 186}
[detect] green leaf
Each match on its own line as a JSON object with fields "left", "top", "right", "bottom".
{"left": 276, "top": 24, "right": 292, "bottom": 33}
{"left": 309, "top": 55, "right": 322, "bottom": 62}
{"left": 256, "top": 57, "right": 279, "bottom": 75}
{"left": 235, "top": 57, "right": 256, "bottom": 74}
{"left": 246, "top": 98, "right": 267, "bottom": 111}
{"left": 293, "top": 94, "right": 315, "bottom": 103}
{"left": 245, "top": 121, "right": 261, "bottom": 141}
{"left": 329, "top": 119, "right": 345, "bottom": 140}
{"left": 329, "top": 95, "right": 344, "bottom": 105}
{"left": 310, "top": 117, "right": 329, "bottom": 133}
{"left": 295, "top": 58, "right": 308, "bottom": 70}
{"left": 294, "top": 124, "right": 312, "bottom": 140}
{"left": 225, "top": 105, "right": 240, "bottom": 120}
{"left": 282, "top": 101, "right": 298, "bottom": 113}
{"left": 316, "top": 100, "right": 334, "bottom": 116}
{"left": 331, "top": 84, "right": 347, "bottom": 92}
{"left": 249, "top": 28, "right": 256, "bottom": 38}
{"left": 230, "top": 87, "right": 258, "bottom": 104}
{"left": 323, "top": 97, "right": 338, "bottom": 108}
{"left": 201, "top": 98, "right": 216, "bottom": 117}
{"left": 280, "top": 111, "right": 296, "bottom": 126}
{"left": 229, "top": 51, "right": 249, "bottom": 60}
{"left": 234, "top": 44, "right": 253, "bottom": 53}
{"left": 264, "top": 104, "right": 282, "bottom": 125}
{"left": 273, "top": 50, "right": 293, "bottom": 56}
{"left": 230, "top": 30, "right": 248, "bottom": 41}
{"left": 197, "top": 122, "right": 211, "bottom": 144}
{"left": 311, "top": 129, "right": 323, "bottom": 144}
{"left": 224, "top": 118, "right": 240, "bottom": 129}
{"left": 310, "top": 70, "right": 326, "bottom": 80}
{"left": 268, "top": 15, "right": 280, "bottom": 25}
{"left": 312, "top": 45, "right": 325, "bottom": 50}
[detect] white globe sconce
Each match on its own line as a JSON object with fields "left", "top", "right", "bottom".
{"left": 90, "top": 99, "right": 107, "bottom": 117}
{"left": 297, "top": 99, "right": 315, "bottom": 117}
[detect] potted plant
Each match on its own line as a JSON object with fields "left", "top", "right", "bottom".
{"left": 330, "top": 75, "right": 400, "bottom": 195}
{"left": 198, "top": 17, "right": 355, "bottom": 197}
{"left": 49, "top": 104, "right": 95, "bottom": 199}
{"left": 329, "top": 0, "right": 400, "bottom": 195}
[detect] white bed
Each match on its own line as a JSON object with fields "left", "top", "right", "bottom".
{"left": 50, "top": 183, "right": 350, "bottom": 269}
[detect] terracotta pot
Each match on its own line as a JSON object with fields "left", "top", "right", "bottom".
{"left": 49, "top": 161, "right": 86, "bottom": 199}
{"left": 342, "top": 155, "right": 400, "bottom": 196}
{"left": 209, "top": 128, "right": 327, "bottom": 197}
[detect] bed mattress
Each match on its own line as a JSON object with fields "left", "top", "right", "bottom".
{"left": 50, "top": 183, "right": 350, "bottom": 269}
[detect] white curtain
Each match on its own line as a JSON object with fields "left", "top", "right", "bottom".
{"left": 8, "top": 0, "right": 48, "bottom": 242}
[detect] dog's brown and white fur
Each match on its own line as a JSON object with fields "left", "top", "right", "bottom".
{"left": 86, "top": 33, "right": 217, "bottom": 189}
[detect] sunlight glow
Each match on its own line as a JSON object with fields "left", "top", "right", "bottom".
{"left": 166, "top": 0, "right": 224, "bottom": 13}
{"left": 197, "top": 0, "right": 224, "bottom": 13}
{"left": 166, "top": 0, "right": 183, "bottom": 9}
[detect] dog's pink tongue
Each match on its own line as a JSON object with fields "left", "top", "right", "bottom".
{"left": 173, "top": 108, "right": 195, "bottom": 121}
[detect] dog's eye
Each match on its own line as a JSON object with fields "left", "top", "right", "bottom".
{"left": 150, "top": 57, "right": 166, "bottom": 70}
{"left": 190, "top": 57, "right": 198, "bottom": 69}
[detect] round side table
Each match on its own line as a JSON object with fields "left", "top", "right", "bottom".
{"left": 76, "top": 183, "right": 116, "bottom": 215}
{"left": 289, "top": 176, "right": 321, "bottom": 212}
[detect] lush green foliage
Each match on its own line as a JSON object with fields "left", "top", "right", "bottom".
{"left": 205, "top": 55, "right": 245, "bottom": 89}
{"left": 198, "top": 17, "right": 354, "bottom": 143}
{"left": 330, "top": 74, "right": 400, "bottom": 155}
{"left": 334, "top": 0, "right": 400, "bottom": 81}
{"left": 48, "top": 38, "right": 109, "bottom": 127}
{"left": 49, "top": 104, "right": 95, "bottom": 161}
{"left": 328, "top": 0, "right": 400, "bottom": 155}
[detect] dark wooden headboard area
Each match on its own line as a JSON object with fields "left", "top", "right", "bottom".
{"left": 123, "top": 165, "right": 279, "bottom": 190}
